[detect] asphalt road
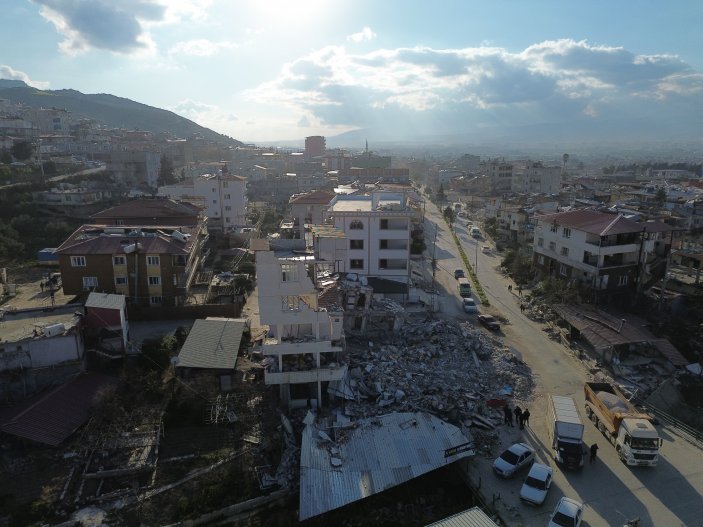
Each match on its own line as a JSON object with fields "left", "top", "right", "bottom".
{"left": 423, "top": 200, "right": 703, "bottom": 527}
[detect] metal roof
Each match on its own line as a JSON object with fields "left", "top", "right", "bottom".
{"left": 85, "top": 292, "right": 125, "bottom": 311}
{"left": 536, "top": 209, "right": 672, "bottom": 236}
{"left": 0, "top": 373, "right": 117, "bottom": 446}
{"left": 426, "top": 507, "right": 500, "bottom": 527}
{"left": 176, "top": 318, "right": 247, "bottom": 370}
{"left": 299, "top": 411, "right": 474, "bottom": 521}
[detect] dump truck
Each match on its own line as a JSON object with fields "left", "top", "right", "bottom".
{"left": 584, "top": 382, "right": 661, "bottom": 467}
{"left": 547, "top": 395, "right": 585, "bottom": 469}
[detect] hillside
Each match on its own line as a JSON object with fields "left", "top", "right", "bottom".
{"left": 0, "top": 80, "right": 241, "bottom": 145}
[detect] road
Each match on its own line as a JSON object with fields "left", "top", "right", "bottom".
{"left": 422, "top": 200, "right": 703, "bottom": 527}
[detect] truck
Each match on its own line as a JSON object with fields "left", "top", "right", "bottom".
{"left": 547, "top": 395, "right": 585, "bottom": 469}
{"left": 584, "top": 382, "right": 662, "bottom": 467}
{"left": 457, "top": 277, "right": 472, "bottom": 297}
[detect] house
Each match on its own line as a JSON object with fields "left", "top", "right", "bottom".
{"left": 55, "top": 222, "right": 208, "bottom": 307}
{"left": 0, "top": 305, "right": 84, "bottom": 399}
{"left": 326, "top": 191, "right": 415, "bottom": 286}
{"left": 254, "top": 249, "right": 346, "bottom": 408}
{"left": 175, "top": 318, "right": 248, "bottom": 387}
{"left": 158, "top": 169, "right": 247, "bottom": 231}
{"left": 84, "top": 292, "right": 129, "bottom": 355}
{"left": 532, "top": 209, "right": 673, "bottom": 302}
{"left": 289, "top": 190, "right": 336, "bottom": 239}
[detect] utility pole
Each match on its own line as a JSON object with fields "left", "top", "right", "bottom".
{"left": 431, "top": 222, "right": 438, "bottom": 311}
{"left": 475, "top": 238, "right": 478, "bottom": 273}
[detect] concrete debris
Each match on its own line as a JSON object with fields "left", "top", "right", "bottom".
{"left": 343, "top": 319, "right": 535, "bottom": 430}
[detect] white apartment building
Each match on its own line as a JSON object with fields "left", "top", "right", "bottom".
{"left": 327, "top": 192, "right": 414, "bottom": 284}
{"left": 512, "top": 161, "right": 562, "bottom": 194}
{"left": 533, "top": 209, "right": 672, "bottom": 300}
{"left": 255, "top": 249, "right": 345, "bottom": 408}
{"left": 159, "top": 172, "right": 247, "bottom": 231}
{"left": 289, "top": 190, "right": 335, "bottom": 239}
{"left": 479, "top": 159, "right": 513, "bottom": 192}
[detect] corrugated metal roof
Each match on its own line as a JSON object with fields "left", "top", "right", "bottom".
{"left": 426, "top": 507, "right": 499, "bottom": 527}
{"left": 0, "top": 373, "right": 117, "bottom": 446}
{"left": 176, "top": 318, "right": 247, "bottom": 370}
{"left": 85, "top": 292, "right": 126, "bottom": 310}
{"left": 299, "top": 412, "right": 474, "bottom": 521}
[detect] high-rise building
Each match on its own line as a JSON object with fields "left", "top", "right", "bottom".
{"left": 305, "top": 136, "right": 326, "bottom": 158}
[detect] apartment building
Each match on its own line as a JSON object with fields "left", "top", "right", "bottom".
{"left": 511, "top": 161, "right": 562, "bottom": 195}
{"left": 289, "top": 190, "right": 335, "bottom": 239}
{"left": 255, "top": 249, "right": 346, "bottom": 408}
{"left": 107, "top": 150, "right": 161, "bottom": 188}
{"left": 159, "top": 171, "right": 247, "bottom": 231}
{"left": 327, "top": 192, "right": 415, "bottom": 284}
{"left": 533, "top": 209, "right": 672, "bottom": 301}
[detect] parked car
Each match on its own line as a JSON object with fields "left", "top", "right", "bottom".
{"left": 482, "top": 245, "right": 491, "bottom": 253}
{"left": 454, "top": 269, "right": 465, "bottom": 279}
{"left": 478, "top": 314, "right": 500, "bottom": 330}
{"left": 547, "top": 497, "right": 584, "bottom": 527}
{"left": 519, "top": 462, "right": 553, "bottom": 505}
{"left": 493, "top": 442, "right": 535, "bottom": 478}
{"left": 462, "top": 297, "right": 478, "bottom": 314}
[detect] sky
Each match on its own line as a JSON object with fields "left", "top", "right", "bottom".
{"left": 2, "top": 0, "right": 703, "bottom": 144}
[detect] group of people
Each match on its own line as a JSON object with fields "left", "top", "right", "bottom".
{"left": 502, "top": 404, "right": 530, "bottom": 429}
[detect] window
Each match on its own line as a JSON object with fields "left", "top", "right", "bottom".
{"left": 380, "top": 219, "right": 389, "bottom": 229}
{"left": 82, "top": 276, "right": 98, "bottom": 290}
{"left": 146, "top": 256, "right": 160, "bottom": 266}
{"left": 225, "top": 205, "right": 232, "bottom": 211}
{"left": 113, "top": 256, "right": 126, "bottom": 265}
{"left": 115, "top": 276, "right": 127, "bottom": 286}
{"left": 559, "top": 264, "right": 568, "bottom": 276}
{"left": 537, "top": 255, "right": 545, "bottom": 265}
{"left": 213, "top": 199, "right": 217, "bottom": 204}
{"left": 283, "top": 296, "right": 300, "bottom": 311}
{"left": 618, "top": 275, "right": 629, "bottom": 286}
{"left": 223, "top": 182, "right": 228, "bottom": 188}
{"left": 71, "top": 256, "right": 86, "bottom": 267}
{"left": 148, "top": 276, "right": 161, "bottom": 286}
{"left": 537, "top": 238, "right": 544, "bottom": 247}
{"left": 225, "top": 217, "right": 231, "bottom": 223}
{"left": 150, "top": 296, "right": 162, "bottom": 305}
{"left": 550, "top": 223, "right": 558, "bottom": 233}
{"left": 172, "top": 255, "right": 187, "bottom": 266}
{"left": 224, "top": 193, "right": 231, "bottom": 199}
{"left": 560, "top": 247, "right": 569, "bottom": 256}
{"left": 350, "top": 239, "right": 364, "bottom": 250}
{"left": 350, "top": 259, "right": 364, "bottom": 269}
{"left": 379, "top": 259, "right": 387, "bottom": 269}
{"left": 549, "top": 241, "right": 556, "bottom": 251}
{"left": 379, "top": 239, "right": 388, "bottom": 249}
{"left": 350, "top": 220, "right": 363, "bottom": 230}
{"left": 173, "top": 275, "right": 178, "bottom": 285}
{"left": 562, "top": 227, "right": 571, "bottom": 238}
{"left": 281, "top": 263, "right": 298, "bottom": 282}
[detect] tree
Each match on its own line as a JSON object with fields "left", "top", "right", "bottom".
{"left": 655, "top": 188, "right": 667, "bottom": 206}
{"left": 11, "top": 140, "right": 34, "bottom": 162}
{"left": 443, "top": 205, "right": 456, "bottom": 225}
{"left": 436, "top": 183, "right": 446, "bottom": 203}
{"left": 157, "top": 156, "right": 176, "bottom": 186}
{"left": 0, "top": 149, "right": 11, "bottom": 164}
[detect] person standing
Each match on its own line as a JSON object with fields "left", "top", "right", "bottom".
{"left": 522, "top": 408, "right": 530, "bottom": 427}
{"left": 504, "top": 405, "right": 513, "bottom": 427}
{"left": 590, "top": 443, "right": 599, "bottom": 463}
{"left": 517, "top": 286, "right": 523, "bottom": 297}
{"left": 514, "top": 406, "right": 523, "bottom": 429}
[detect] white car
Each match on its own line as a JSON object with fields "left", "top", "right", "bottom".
{"left": 547, "top": 497, "right": 584, "bottom": 527}
{"left": 519, "top": 462, "right": 552, "bottom": 505}
{"left": 462, "top": 297, "right": 478, "bottom": 314}
{"left": 493, "top": 442, "right": 535, "bottom": 478}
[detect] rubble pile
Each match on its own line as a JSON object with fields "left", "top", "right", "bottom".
{"left": 343, "top": 319, "right": 535, "bottom": 428}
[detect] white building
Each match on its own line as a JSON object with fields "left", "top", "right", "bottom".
{"left": 327, "top": 192, "right": 415, "bottom": 284}
{"left": 289, "top": 190, "right": 335, "bottom": 239}
{"left": 255, "top": 249, "right": 346, "bottom": 408}
{"left": 159, "top": 172, "right": 247, "bottom": 231}
{"left": 512, "top": 161, "right": 562, "bottom": 195}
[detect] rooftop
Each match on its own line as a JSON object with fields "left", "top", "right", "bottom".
{"left": 176, "top": 318, "right": 248, "bottom": 370}
{"left": 290, "top": 190, "right": 336, "bottom": 205}
{"left": 56, "top": 225, "right": 199, "bottom": 256}
{"left": 91, "top": 198, "right": 202, "bottom": 220}
{"left": 536, "top": 209, "right": 673, "bottom": 236}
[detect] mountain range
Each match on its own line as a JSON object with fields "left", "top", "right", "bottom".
{"left": 0, "top": 79, "right": 240, "bottom": 145}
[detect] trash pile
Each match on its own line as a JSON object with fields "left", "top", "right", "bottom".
{"left": 343, "top": 319, "right": 535, "bottom": 430}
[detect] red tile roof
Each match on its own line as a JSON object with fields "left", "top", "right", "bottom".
{"left": 91, "top": 198, "right": 202, "bottom": 220}
{"left": 56, "top": 225, "right": 199, "bottom": 255}
{"left": 0, "top": 373, "right": 117, "bottom": 446}
{"left": 536, "top": 209, "right": 672, "bottom": 236}
{"left": 289, "top": 190, "right": 335, "bottom": 205}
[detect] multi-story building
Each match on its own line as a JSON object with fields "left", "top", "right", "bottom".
{"left": 304, "top": 135, "right": 326, "bottom": 158}
{"left": 532, "top": 209, "right": 672, "bottom": 301}
{"left": 479, "top": 159, "right": 513, "bottom": 193}
{"left": 512, "top": 161, "right": 562, "bottom": 195}
{"left": 159, "top": 170, "right": 247, "bottom": 231}
{"left": 107, "top": 150, "right": 161, "bottom": 188}
{"left": 289, "top": 190, "right": 335, "bottom": 239}
{"left": 255, "top": 249, "right": 345, "bottom": 408}
{"left": 327, "top": 191, "right": 415, "bottom": 284}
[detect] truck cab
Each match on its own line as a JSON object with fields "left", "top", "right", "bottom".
{"left": 615, "top": 418, "right": 661, "bottom": 466}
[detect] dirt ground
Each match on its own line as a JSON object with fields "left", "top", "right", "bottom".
{"left": 1, "top": 266, "right": 77, "bottom": 311}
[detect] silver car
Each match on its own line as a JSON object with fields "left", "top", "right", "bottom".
{"left": 519, "top": 462, "right": 552, "bottom": 505}
{"left": 493, "top": 442, "right": 535, "bottom": 478}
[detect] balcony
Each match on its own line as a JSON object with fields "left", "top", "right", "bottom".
{"left": 264, "top": 365, "right": 346, "bottom": 384}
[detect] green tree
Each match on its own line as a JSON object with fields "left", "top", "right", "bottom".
{"left": 11, "top": 140, "right": 34, "bottom": 162}
{"left": 443, "top": 205, "right": 456, "bottom": 225}
{"left": 157, "top": 156, "right": 176, "bottom": 186}
{"left": 655, "top": 188, "right": 667, "bottom": 206}
{"left": 436, "top": 183, "right": 446, "bottom": 203}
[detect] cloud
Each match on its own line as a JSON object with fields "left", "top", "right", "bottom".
{"left": 248, "top": 39, "right": 703, "bottom": 137}
{"left": 33, "top": 0, "right": 210, "bottom": 54}
{"left": 169, "top": 39, "right": 237, "bottom": 57}
{"left": 0, "top": 65, "right": 50, "bottom": 89}
{"left": 347, "top": 27, "right": 376, "bottom": 43}
{"left": 170, "top": 98, "right": 238, "bottom": 132}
